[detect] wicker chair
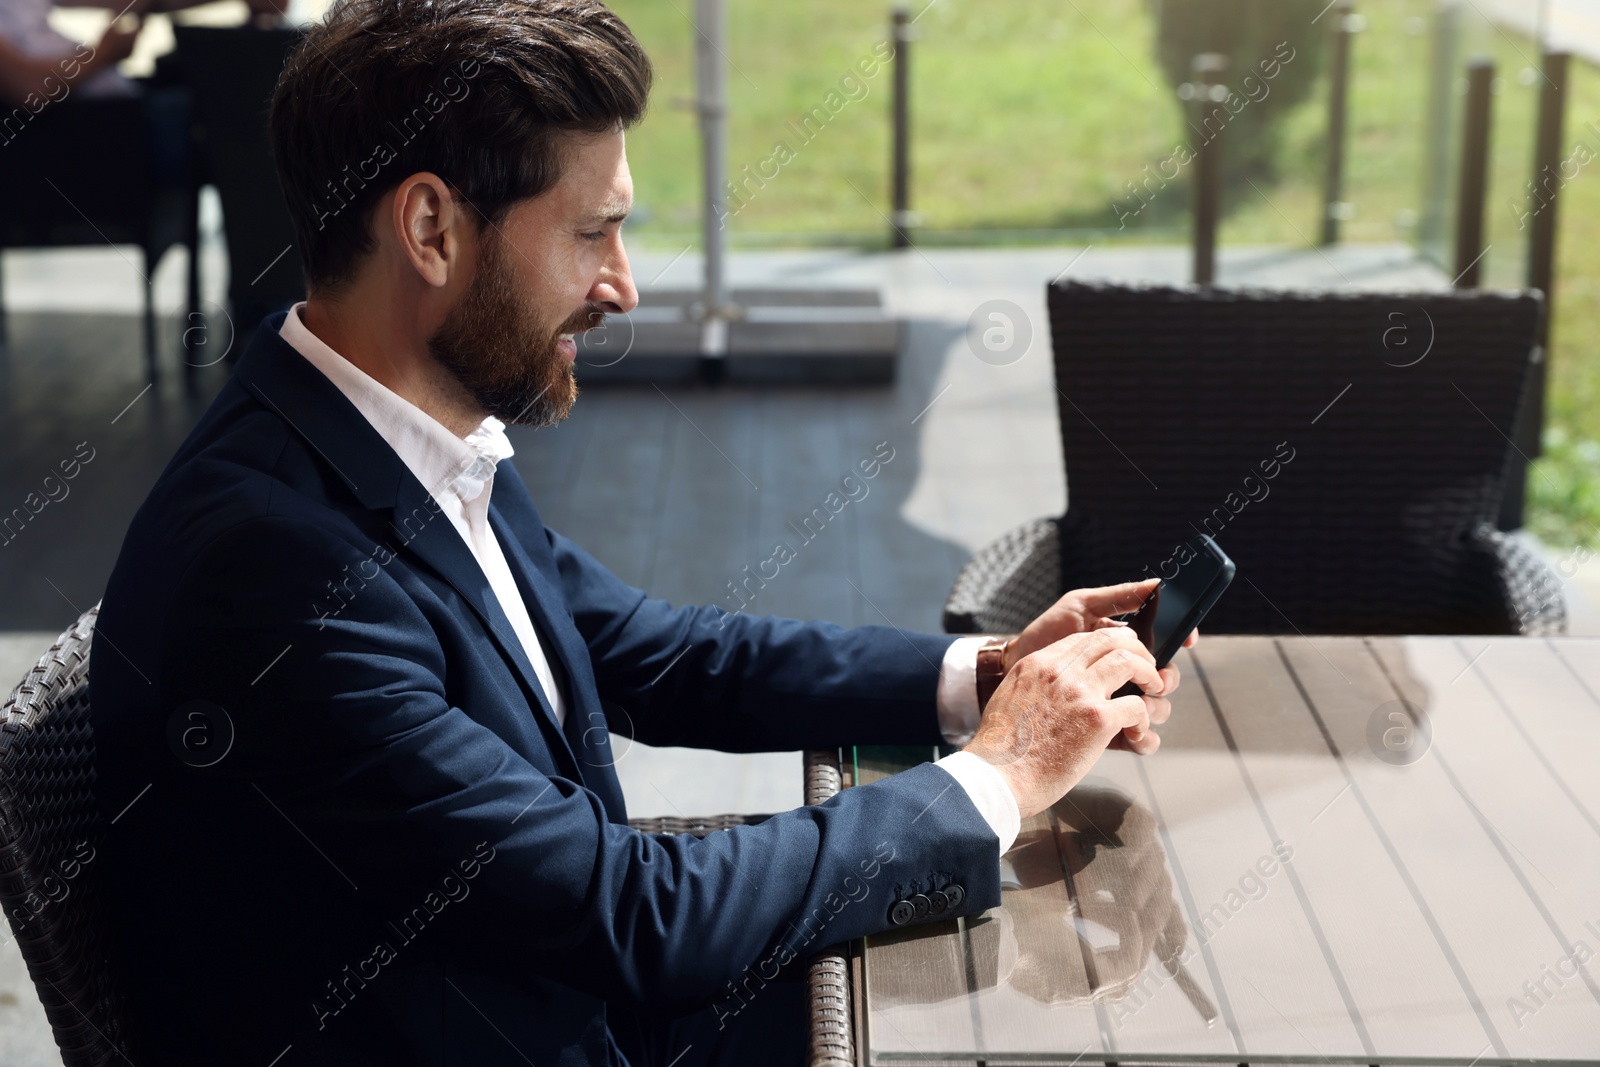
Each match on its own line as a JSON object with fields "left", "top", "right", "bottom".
{"left": 0, "top": 606, "right": 855, "bottom": 1067}
{"left": 0, "top": 606, "right": 127, "bottom": 1065}
{"left": 945, "top": 280, "right": 1566, "bottom": 637}
{"left": 0, "top": 95, "right": 199, "bottom": 385}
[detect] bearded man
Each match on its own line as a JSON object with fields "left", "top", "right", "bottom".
{"left": 89, "top": 2, "right": 1184, "bottom": 1064}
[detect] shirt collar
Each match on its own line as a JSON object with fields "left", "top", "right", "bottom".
{"left": 278, "top": 301, "right": 515, "bottom": 504}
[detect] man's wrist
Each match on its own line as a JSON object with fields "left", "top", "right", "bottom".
{"left": 933, "top": 749, "right": 1022, "bottom": 854}
{"left": 974, "top": 636, "right": 1012, "bottom": 714}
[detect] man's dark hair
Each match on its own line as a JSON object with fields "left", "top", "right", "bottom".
{"left": 270, "top": 0, "right": 652, "bottom": 294}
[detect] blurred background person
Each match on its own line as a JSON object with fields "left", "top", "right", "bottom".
{"left": 0, "top": 0, "right": 288, "bottom": 183}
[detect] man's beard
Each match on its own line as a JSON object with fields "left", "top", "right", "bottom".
{"left": 426, "top": 229, "right": 599, "bottom": 429}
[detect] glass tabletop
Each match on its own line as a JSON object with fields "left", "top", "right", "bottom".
{"left": 853, "top": 635, "right": 1600, "bottom": 1065}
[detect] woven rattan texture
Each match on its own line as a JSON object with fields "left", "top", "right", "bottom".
{"left": 801, "top": 749, "right": 851, "bottom": 1067}
{"left": 1474, "top": 524, "right": 1569, "bottom": 635}
{"left": 0, "top": 605, "right": 131, "bottom": 1066}
{"left": 1042, "top": 280, "right": 1552, "bottom": 634}
{"left": 628, "top": 751, "right": 855, "bottom": 1067}
{"left": 942, "top": 517, "right": 1062, "bottom": 634}
{"left": 944, "top": 517, "right": 1567, "bottom": 638}
{"left": 625, "top": 813, "right": 769, "bottom": 836}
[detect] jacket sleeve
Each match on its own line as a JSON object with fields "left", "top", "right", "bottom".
{"left": 159, "top": 515, "right": 1000, "bottom": 1013}
{"left": 547, "top": 526, "right": 960, "bottom": 752}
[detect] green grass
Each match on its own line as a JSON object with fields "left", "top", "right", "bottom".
{"left": 610, "top": 0, "right": 1600, "bottom": 547}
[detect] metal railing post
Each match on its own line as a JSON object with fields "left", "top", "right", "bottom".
{"left": 890, "top": 4, "right": 913, "bottom": 248}
{"left": 1321, "top": 2, "right": 1360, "bottom": 245}
{"left": 1189, "top": 53, "right": 1229, "bottom": 286}
{"left": 694, "top": 0, "right": 731, "bottom": 371}
{"left": 1453, "top": 56, "right": 1495, "bottom": 289}
{"left": 1501, "top": 49, "right": 1571, "bottom": 529}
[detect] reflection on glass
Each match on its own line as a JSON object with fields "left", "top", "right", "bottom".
{"left": 872, "top": 782, "right": 1217, "bottom": 1027}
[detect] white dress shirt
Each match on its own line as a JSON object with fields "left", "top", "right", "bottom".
{"left": 279, "top": 304, "right": 1019, "bottom": 854}
{"left": 280, "top": 303, "right": 567, "bottom": 727}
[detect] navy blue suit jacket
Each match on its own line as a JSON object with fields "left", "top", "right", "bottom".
{"left": 89, "top": 312, "right": 1001, "bottom": 1066}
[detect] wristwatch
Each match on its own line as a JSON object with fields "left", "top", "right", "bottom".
{"left": 975, "top": 637, "right": 1011, "bottom": 713}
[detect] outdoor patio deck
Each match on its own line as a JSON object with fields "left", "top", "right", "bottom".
{"left": 2, "top": 239, "right": 1597, "bottom": 1063}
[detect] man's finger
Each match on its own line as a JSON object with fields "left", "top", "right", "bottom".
{"left": 1109, "top": 729, "right": 1161, "bottom": 756}
{"left": 1107, "top": 706, "right": 1161, "bottom": 755}
{"left": 1157, "top": 663, "right": 1180, "bottom": 695}
{"left": 1106, "top": 691, "right": 1151, "bottom": 736}
{"left": 1075, "top": 579, "right": 1159, "bottom": 620}
{"left": 1093, "top": 643, "right": 1163, "bottom": 696}
{"left": 1044, "top": 621, "right": 1153, "bottom": 671}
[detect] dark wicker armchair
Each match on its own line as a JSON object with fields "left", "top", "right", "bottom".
{"left": 0, "top": 95, "right": 199, "bottom": 385}
{"left": 1, "top": 606, "right": 855, "bottom": 1066}
{"left": 945, "top": 280, "right": 1566, "bottom": 637}
{"left": 0, "top": 606, "right": 127, "bottom": 1065}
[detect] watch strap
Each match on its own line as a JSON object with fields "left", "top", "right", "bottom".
{"left": 975, "top": 637, "right": 1009, "bottom": 713}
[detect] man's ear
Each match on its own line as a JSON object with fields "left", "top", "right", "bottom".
{"left": 389, "top": 172, "right": 469, "bottom": 290}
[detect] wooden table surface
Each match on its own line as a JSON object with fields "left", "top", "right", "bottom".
{"left": 851, "top": 635, "right": 1600, "bottom": 1066}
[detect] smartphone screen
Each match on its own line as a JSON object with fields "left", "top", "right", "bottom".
{"left": 1126, "top": 535, "right": 1235, "bottom": 669}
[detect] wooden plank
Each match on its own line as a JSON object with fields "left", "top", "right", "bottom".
{"left": 744, "top": 388, "right": 856, "bottom": 626}
{"left": 1277, "top": 636, "right": 1600, "bottom": 1061}
{"left": 0, "top": 312, "right": 222, "bottom": 630}
{"left": 1088, "top": 641, "right": 1365, "bottom": 1060}
{"left": 843, "top": 395, "right": 965, "bottom": 635}
{"left": 636, "top": 384, "right": 761, "bottom": 604}
{"left": 552, "top": 389, "right": 675, "bottom": 588}
{"left": 855, "top": 746, "right": 980, "bottom": 1060}
{"left": 1549, "top": 638, "right": 1600, "bottom": 708}
{"left": 507, "top": 400, "right": 596, "bottom": 532}
{"left": 1366, "top": 636, "right": 1600, "bottom": 1057}
{"left": 960, "top": 810, "right": 1104, "bottom": 1059}
{"left": 1194, "top": 636, "right": 1497, "bottom": 1060}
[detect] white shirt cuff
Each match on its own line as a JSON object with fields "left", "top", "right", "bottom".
{"left": 935, "top": 636, "right": 989, "bottom": 746}
{"left": 934, "top": 749, "right": 1021, "bottom": 856}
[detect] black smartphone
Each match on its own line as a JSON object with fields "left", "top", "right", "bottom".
{"left": 1114, "top": 534, "right": 1235, "bottom": 696}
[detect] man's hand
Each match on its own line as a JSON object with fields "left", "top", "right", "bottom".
{"left": 94, "top": 17, "right": 142, "bottom": 66}
{"left": 965, "top": 627, "right": 1170, "bottom": 820}
{"left": 1005, "top": 578, "right": 1196, "bottom": 712}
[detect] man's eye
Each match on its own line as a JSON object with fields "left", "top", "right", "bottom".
{"left": 581, "top": 231, "right": 607, "bottom": 242}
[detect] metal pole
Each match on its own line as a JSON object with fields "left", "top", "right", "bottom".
{"left": 1190, "top": 53, "right": 1228, "bottom": 286}
{"left": 1527, "top": 50, "right": 1568, "bottom": 360}
{"left": 890, "top": 4, "right": 912, "bottom": 248}
{"left": 695, "top": 0, "right": 730, "bottom": 365}
{"left": 1453, "top": 56, "right": 1494, "bottom": 289}
{"left": 1419, "top": 3, "right": 1462, "bottom": 261}
{"left": 1501, "top": 48, "right": 1570, "bottom": 528}
{"left": 1321, "top": 2, "right": 1357, "bottom": 245}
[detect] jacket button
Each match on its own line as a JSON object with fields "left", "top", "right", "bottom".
{"left": 889, "top": 900, "right": 915, "bottom": 926}
{"left": 943, "top": 883, "right": 965, "bottom": 910}
{"left": 926, "top": 890, "right": 948, "bottom": 916}
{"left": 908, "top": 893, "right": 931, "bottom": 921}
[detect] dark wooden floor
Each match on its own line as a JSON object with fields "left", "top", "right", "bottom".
{"left": 1, "top": 240, "right": 1470, "bottom": 636}
{"left": 0, "top": 311, "right": 972, "bottom": 635}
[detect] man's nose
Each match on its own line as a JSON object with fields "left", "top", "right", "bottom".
{"left": 591, "top": 245, "right": 639, "bottom": 315}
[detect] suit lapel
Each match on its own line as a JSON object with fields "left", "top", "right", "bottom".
{"left": 233, "top": 315, "right": 585, "bottom": 782}
{"left": 488, "top": 475, "right": 629, "bottom": 823}
{"left": 390, "top": 478, "right": 584, "bottom": 769}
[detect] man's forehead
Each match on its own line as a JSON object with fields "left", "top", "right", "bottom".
{"left": 576, "top": 192, "right": 632, "bottom": 225}
{"left": 549, "top": 130, "right": 632, "bottom": 222}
